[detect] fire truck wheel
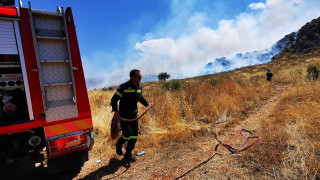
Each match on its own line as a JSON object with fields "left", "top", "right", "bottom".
{"left": 47, "top": 150, "right": 88, "bottom": 175}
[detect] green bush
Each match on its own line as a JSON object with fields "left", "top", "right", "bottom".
{"left": 307, "top": 65, "right": 319, "bottom": 81}
{"left": 102, "top": 87, "right": 114, "bottom": 91}
{"left": 171, "top": 80, "right": 182, "bottom": 90}
{"left": 161, "top": 80, "right": 182, "bottom": 91}
{"left": 162, "top": 82, "right": 170, "bottom": 90}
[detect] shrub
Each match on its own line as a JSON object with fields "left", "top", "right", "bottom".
{"left": 161, "top": 81, "right": 182, "bottom": 91}
{"left": 102, "top": 87, "right": 114, "bottom": 91}
{"left": 171, "top": 80, "right": 181, "bottom": 90}
{"left": 162, "top": 82, "right": 170, "bottom": 90}
{"left": 307, "top": 65, "right": 319, "bottom": 81}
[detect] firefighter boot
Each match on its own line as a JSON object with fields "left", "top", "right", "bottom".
{"left": 116, "top": 141, "right": 123, "bottom": 156}
{"left": 124, "top": 152, "right": 137, "bottom": 162}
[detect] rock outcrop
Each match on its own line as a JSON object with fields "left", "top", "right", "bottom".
{"left": 283, "top": 16, "right": 320, "bottom": 54}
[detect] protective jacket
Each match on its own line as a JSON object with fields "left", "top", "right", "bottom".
{"left": 111, "top": 80, "right": 149, "bottom": 119}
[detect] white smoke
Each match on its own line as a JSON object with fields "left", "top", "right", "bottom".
{"left": 85, "top": 0, "right": 320, "bottom": 89}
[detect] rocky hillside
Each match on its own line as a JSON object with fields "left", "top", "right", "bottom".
{"left": 283, "top": 16, "right": 320, "bottom": 54}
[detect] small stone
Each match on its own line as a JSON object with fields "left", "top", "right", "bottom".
{"left": 193, "top": 126, "right": 200, "bottom": 130}
{"left": 136, "top": 151, "right": 147, "bottom": 156}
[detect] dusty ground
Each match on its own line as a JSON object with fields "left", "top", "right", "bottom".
{"left": 73, "top": 85, "right": 288, "bottom": 180}
{"left": 2, "top": 85, "right": 288, "bottom": 180}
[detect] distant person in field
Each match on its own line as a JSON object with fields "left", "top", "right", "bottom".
{"left": 111, "top": 69, "right": 152, "bottom": 162}
{"left": 266, "top": 69, "right": 273, "bottom": 81}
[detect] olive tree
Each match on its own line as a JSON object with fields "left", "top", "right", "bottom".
{"left": 158, "top": 72, "right": 170, "bottom": 81}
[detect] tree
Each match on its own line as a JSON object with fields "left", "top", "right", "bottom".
{"left": 158, "top": 72, "right": 170, "bottom": 81}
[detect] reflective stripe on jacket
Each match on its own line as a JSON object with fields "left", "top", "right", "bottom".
{"left": 111, "top": 80, "right": 149, "bottom": 119}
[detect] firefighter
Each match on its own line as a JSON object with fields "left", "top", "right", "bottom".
{"left": 111, "top": 69, "right": 151, "bottom": 162}
{"left": 266, "top": 69, "right": 273, "bottom": 81}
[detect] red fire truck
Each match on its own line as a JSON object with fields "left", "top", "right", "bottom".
{"left": 0, "top": 0, "right": 94, "bottom": 175}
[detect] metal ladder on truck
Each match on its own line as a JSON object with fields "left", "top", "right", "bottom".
{"left": 28, "top": 3, "right": 78, "bottom": 122}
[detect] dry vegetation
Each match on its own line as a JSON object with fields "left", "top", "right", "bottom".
{"left": 86, "top": 51, "right": 320, "bottom": 179}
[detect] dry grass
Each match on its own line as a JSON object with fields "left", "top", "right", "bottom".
{"left": 89, "top": 80, "right": 273, "bottom": 148}
{"left": 87, "top": 50, "right": 320, "bottom": 179}
{"left": 240, "top": 82, "right": 320, "bottom": 179}
{"left": 87, "top": 90, "right": 114, "bottom": 157}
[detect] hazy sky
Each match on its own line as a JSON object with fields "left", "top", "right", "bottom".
{"left": 27, "top": 0, "right": 320, "bottom": 87}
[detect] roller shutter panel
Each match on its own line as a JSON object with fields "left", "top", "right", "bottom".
{"left": 0, "top": 20, "right": 18, "bottom": 54}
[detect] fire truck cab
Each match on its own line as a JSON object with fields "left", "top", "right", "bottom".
{"left": 0, "top": 0, "right": 94, "bottom": 175}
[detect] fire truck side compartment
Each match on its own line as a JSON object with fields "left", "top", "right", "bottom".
{"left": 0, "top": 5, "right": 94, "bottom": 174}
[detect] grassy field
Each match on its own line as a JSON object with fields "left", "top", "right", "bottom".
{"left": 87, "top": 50, "right": 320, "bottom": 179}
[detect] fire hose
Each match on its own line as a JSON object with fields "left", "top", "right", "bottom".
{"left": 110, "top": 108, "right": 260, "bottom": 179}
{"left": 120, "top": 104, "right": 153, "bottom": 122}
{"left": 110, "top": 105, "right": 153, "bottom": 140}
{"left": 175, "top": 122, "right": 261, "bottom": 179}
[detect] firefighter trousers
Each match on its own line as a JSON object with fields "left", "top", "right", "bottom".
{"left": 117, "top": 120, "right": 138, "bottom": 156}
